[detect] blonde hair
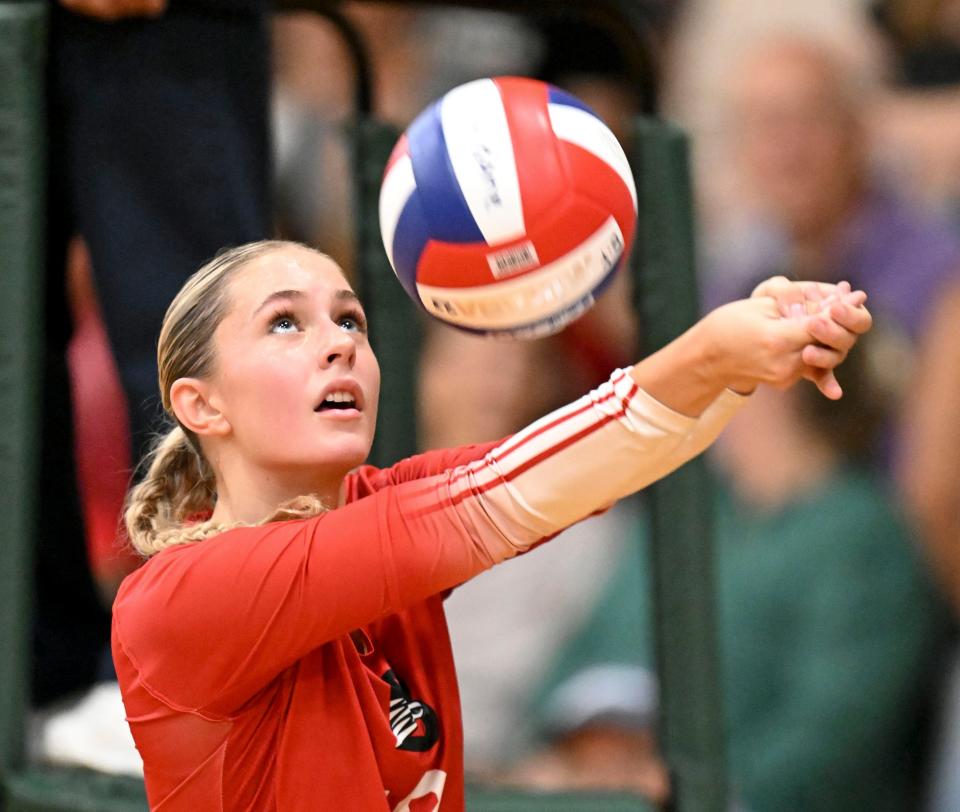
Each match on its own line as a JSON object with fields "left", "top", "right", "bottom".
{"left": 125, "top": 240, "right": 326, "bottom": 557}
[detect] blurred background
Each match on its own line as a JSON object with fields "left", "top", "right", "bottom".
{"left": 13, "top": 0, "right": 960, "bottom": 809}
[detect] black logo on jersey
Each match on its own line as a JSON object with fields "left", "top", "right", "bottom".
{"left": 381, "top": 670, "right": 440, "bottom": 753}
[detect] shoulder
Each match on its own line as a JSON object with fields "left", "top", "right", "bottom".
{"left": 346, "top": 442, "right": 502, "bottom": 500}
{"left": 113, "top": 525, "right": 296, "bottom": 619}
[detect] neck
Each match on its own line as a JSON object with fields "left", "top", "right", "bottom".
{"left": 208, "top": 453, "right": 346, "bottom": 525}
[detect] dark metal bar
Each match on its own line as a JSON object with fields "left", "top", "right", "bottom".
{"left": 273, "top": 0, "right": 662, "bottom": 113}
{"left": 275, "top": 1, "right": 375, "bottom": 115}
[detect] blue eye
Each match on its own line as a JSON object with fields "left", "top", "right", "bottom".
{"left": 339, "top": 309, "right": 368, "bottom": 334}
{"left": 269, "top": 311, "right": 300, "bottom": 334}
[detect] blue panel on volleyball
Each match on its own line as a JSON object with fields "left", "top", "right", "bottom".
{"left": 405, "top": 101, "right": 485, "bottom": 246}
{"left": 547, "top": 86, "right": 598, "bottom": 117}
{"left": 390, "top": 191, "right": 432, "bottom": 301}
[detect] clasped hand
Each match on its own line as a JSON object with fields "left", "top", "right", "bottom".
{"left": 708, "top": 276, "right": 873, "bottom": 399}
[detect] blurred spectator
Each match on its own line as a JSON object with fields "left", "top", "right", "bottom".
{"left": 36, "top": 0, "right": 271, "bottom": 767}
{"left": 518, "top": 345, "right": 949, "bottom": 811}
{"left": 705, "top": 35, "right": 960, "bottom": 611}
{"left": 662, "top": 0, "right": 878, "bottom": 228}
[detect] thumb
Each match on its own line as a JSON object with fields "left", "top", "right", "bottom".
{"left": 806, "top": 367, "right": 843, "bottom": 400}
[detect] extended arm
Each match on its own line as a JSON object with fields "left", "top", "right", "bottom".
{"left": 115, "top": 284, "right": 870, "bottom": 714}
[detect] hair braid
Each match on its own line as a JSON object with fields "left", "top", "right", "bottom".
{"left": 124, "top": 426, "right": 220, "bottom": 556}
{"left": 125, "top": 427, "right": 330, "bottom": 558}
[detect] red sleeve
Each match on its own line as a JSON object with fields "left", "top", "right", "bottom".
{"left": 113, "top": 471, "right": 505, "bottom": 718}
{"left": 347, "top": 441, "right": 503, "bottom": 497}
{"left": 114, "top": 371, "right": 746, "bottom": 719}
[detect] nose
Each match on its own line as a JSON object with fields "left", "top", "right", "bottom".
{"left": 320, "top": 322, "right": 356, "bottom": 368}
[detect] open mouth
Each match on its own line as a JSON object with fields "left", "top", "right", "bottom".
{"left": 315, "top": 391, "right": 360, "bottom": 413}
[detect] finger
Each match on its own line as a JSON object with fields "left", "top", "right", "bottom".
{"left": 842, "top": 290, "right": 867, "bottom": 307}
{"left": 828, "top": 301, "right": 873, "bottom": 335}
{"left": 801, "top": 343, "right": 845, "bottom": 369}
{"left": 816, "top": 370, "right": 843, "bottom": 400}
{"left": 803, "top": 281, "right": 850, "bottom": 307}
{"left": 750, "top": 275, "right": 792, "bottom": 299}
{"left": 802, "top": 364, "right": 843, "bottom": 399}
{"left": 798, "top": 281, "right": 827, "bottom": 303}
{"left": 805, "top": 315, "right": 856, "bottom": 354}
{"left": 751, "top": 276, "right": 806, "bottom": 318}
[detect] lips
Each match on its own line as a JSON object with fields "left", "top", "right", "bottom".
{"left": 314, "top": 379, "right": 364, "bottom": 413}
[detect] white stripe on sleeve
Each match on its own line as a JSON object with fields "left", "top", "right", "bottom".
{"left": 438, "top": 370, "right": 748, "bottom": 561}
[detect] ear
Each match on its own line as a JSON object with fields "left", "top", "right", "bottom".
{"left": 170, "top": 378, "right": 231, "bottom": 438}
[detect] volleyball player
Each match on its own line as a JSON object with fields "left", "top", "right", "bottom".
{"left": 112, "top": 240, "right": 870, "bottom": 810}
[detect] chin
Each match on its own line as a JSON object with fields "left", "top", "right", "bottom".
{"left": 313, "top": 441, "right": 372, "bottom": 472}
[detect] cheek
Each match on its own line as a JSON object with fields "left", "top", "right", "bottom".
{"left": 227, "top": 359, "right": 305, "bottom": 427}
{"left": 362, "top": 353, "right": 381, "bottom": 425}
{"left": 367, "top": 356, "right": 382, "bottom": 403}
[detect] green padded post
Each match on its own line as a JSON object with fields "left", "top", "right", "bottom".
{"left": 5, "top": 768, "right": 147, "bottom": 812}
{"left": 350, "top": 118, "right": 421, "bottom": 468}
{"left": 0, "top": 0, "right": 47, "bottom": 777}
{"left": 347, "top": 114, "right": 658, "bottom": 812}
{"left": 632, "top": 118, "right": 728, "bottom": 811}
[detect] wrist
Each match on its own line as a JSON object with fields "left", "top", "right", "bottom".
{"left": 697, "top": 308, "right": 759, "bottom": 395}
{"left": 692, "top": 312, "right": 741, "bottom": 392}
{"left": 629, "top": 318, "right": 729, "bottom": 417}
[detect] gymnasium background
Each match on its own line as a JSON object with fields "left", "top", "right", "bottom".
{"left": 3, "top": 0, "right": 960, "bottom": 810}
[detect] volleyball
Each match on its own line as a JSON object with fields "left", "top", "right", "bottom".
{"left": 378, "top": 76, "right": 638, "bottom": 339}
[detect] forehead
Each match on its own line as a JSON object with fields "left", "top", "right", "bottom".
{"left": 734, "top": 49, "right": 840, "bottom": 109}
{"left": 229, "top": 246, "right": 352, "bottom": 311}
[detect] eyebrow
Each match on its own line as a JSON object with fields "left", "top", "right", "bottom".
{"left": 252, "top": 288, "right": 362, "bottom": 318}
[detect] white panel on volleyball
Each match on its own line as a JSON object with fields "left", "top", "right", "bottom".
{"left": 440, "top": 79, "right": 526, "bottom": 246}
{"left": 379, "top": 154, "right": 417, "bottom": 271}
{"left": 547, "top": 104, "right": 638, "bottom": 212}
{"left": 416, "top": 216, "right": 625, "bottom": 333}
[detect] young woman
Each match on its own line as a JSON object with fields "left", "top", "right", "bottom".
{"left": 112, "top": 239, "right": 870, "bottom": 810}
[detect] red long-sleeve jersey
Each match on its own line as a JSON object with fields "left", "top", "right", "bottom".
{"left": 112, "top": 369, "right": 745, "bottom": 810}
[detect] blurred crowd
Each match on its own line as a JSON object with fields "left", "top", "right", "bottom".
{"left": 35, "top": 0, "right": 960, "bottom": 810}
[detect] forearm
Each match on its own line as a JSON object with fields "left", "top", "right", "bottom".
{"left": 628, "top": 318, "right": 731, "bottom": 417}
{"left": 438, "top": 367, "right": 746, "bottom": 557}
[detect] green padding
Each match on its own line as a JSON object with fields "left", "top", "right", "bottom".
{"left": 631, "top": 117, "right": 728, "bottom": 811}
{"left": 0, "top": 0, "right": 46, "bottom": 777}
{"left": 350, "top": 118, "right": 421, "bottom": 468}
{"left": 4, "top": 768, "right": 655, "bottom": 811}
{"left": 4, "top": 769, "right": 147, "bottom": 812}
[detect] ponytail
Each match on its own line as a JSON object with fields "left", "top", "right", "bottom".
{"left": 124, "top": 426, "right": 220, "bottom": 557}
{"left": 125, "top": 426, "right": 329, "bottom": 558}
